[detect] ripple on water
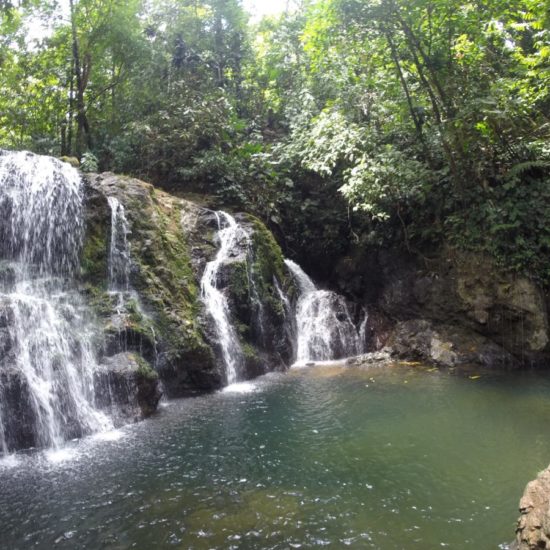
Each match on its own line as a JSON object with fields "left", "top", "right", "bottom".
{"left": 91, "top": 429, "right": 125, "bottom": 442}
{"left": 1, "top": 365, "right": 550, "bottom": 550}
{"left": 45, "top": 447, "right": 78, "bottom": 464}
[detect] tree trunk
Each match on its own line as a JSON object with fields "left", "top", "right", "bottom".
{"left": 214, "top": 8, "right": 225, "bottom": 86}
{"left": 394, "top": 9, "right": 452, "bottom": 117}
{"left": 69, "top": 0, "right": 92, "bottom": 158}
{"left": 67, "top": 64, "right": 74, "bottom": 155}
{"left": 384, "top": 28, "right": 423, "bottom": 137}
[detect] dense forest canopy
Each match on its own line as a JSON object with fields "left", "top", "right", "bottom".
{"left": 1, "top": 0, "right": 549, "bottom": 284}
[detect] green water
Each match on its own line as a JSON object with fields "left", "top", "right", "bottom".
{"left": 1, "top": 364, "right": 550, "bottom": 549}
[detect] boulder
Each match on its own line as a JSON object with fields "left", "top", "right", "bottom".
{"left": 387, "top": 319, "right": 519, "bottom": 368}
{"left": 94, "top": 352, "right": 161, "bottom": 423}
{"left": 513, "top": 466, "right": 550, "bottom": 549}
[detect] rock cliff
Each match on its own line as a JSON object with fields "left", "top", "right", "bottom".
{"left": 338, "top": 248, "right": 549, "bottom": 368}
{"left": 82, "top": 173, "right": 294, "bottom": 402}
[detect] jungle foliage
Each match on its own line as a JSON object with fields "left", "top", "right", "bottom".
{"left": 1, "top": 0, "right": 549, "bottom": 283}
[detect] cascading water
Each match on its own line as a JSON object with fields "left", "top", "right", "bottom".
{"left": 274, "top": 277, "right": 297, "bottom": 359}
{"left": 107, "top": 196, "right": 132, "bottom": 320}
{"left": 107, "top": 196, "right": 131, "bottom": 292}
{"left": 106, "top": 196, "right": 158, "bottom": 365}
{"left": 0, "top": 408, "right": 8, "bottom": 455}
{"left": 0, "top": 151, "right": 111, "bottom": 452}
{"left": 284, "top": 259, "right": 365, "bottom": 363}
{"left": 200, "top": 212, "right": 249, "bottom": 385}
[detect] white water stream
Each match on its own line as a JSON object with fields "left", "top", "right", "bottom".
{"left": 107, "top": 196, "right": 131, "bottom": 292}
{"left": 106, "top": 195, "right": 159, "bottom": 366}
{"left": 200, "top": 212, "right": 249, "bottom": 385}
{"left": 285, "top": 259, "right": 365, "bottom": 363}
{"left": 0, "top": 151, "right": 111, "bottom": 452}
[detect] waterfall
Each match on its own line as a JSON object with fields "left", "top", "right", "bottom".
{"left": 200, "top": 212, "right": 248, "bottom": 385}
{"left": 107, "top": 196, "right": 132, "bottom": 320}
{"left": 0, "top": 408, "right": 8, "bottom": 455}
{"left": 284, "top": 259, "right": 365, "bottom": 363}
{"left": 274, "top": 277, "right": 297, "bottom": 359}
{"left": 107, "top": 197, "right": 131, "bottom": 291}
{"left": 0, "top": 151, "right": 111, "bottom": 452}
{"left": 106, "top": 196, "right": 158, "bottom": 365}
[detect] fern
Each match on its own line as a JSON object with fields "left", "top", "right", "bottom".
{"left": 505, "top": 160, "right": 550, "bottom": 181}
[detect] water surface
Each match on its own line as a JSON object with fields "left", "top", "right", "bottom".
{"left": 1, "top": 363, "right": 550, "bottom": 549}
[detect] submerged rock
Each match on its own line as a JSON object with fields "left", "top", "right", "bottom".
{"left": 512, "top": 466, "right": 550, "bottom": 549}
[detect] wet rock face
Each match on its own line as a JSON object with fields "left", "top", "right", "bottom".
{"left": 0, "top": 262, "right": 16, "bottom": 292}
{"left": 0, "top": 366, "right": 87, "bottom": 450}
{"left": 0, "top": 369, "right": 39, "bottom": 450}
{"left": 0, "top": 298, "right": 14, "bottom": 359}
{"left": 512, "top": 466, "right": 550, "bottom": 549}
{"left": 219, "top": 215, "right": 296, "bottom": 375}
{"left": 388, "top": 319, "right": 519, "bottom": 368}
{"left": 94, "top": 353, "right": 161, "bottom": 423}
{"left": 0, "top": 295, "right": 88, "bottom": 450}
{"left": 351, "top": 248, "right": 549, "bottom": 367}
{"left": 82, "top": 173, "right": 294, "bottom": 399}
{"left": 454, "top": 262, "right": 548, "bottom": 360}
{"left": 362, "top": 309, "right": 393, "bottom": 352}
{"left": 0, "top": 299, "right": 32, "bottom": 449}
{"left": 83, "top": 173, "right": 221, "bottom": 398}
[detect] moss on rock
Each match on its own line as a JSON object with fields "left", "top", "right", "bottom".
{"left": 59, "top": 156, "right": 80, "bottom": 168}
{"left": 246, "top": 214, "right": 293, "bottom": 321}
{"left": 83, "top": 173, "right": 221, "bottom": 397}
{"left": 80, "top": 173, "right": 296, "bottom": 398}
{"left": 81, "top": 184, "right": 109, "bottom": 287}
{"left": 132, "top": 353, "right": 159, "bottom": 381}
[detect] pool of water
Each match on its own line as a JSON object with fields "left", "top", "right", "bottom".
{"left": 1, "top": 363, "right": 550, "bottom": 549}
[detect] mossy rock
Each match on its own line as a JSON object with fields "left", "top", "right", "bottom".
{"left": 81, "top": 173, "right": 297, "bottom": 397}
{"left": 81, "top": 182, "right": 109, "bottom": 287}
{"left": 59, "top": 156, "right": 80, "bottom": 168}
{"left": 132, "top": 353, "right": 159, "bottom": 382}
{"left": 223, "top": 214, "right": 296, "bottom": 367}
{"left": 84, "top": 173, "right": 222, "bottom": 397}
{"left": 94, "top": 352, "right": 161, "bottom": 420}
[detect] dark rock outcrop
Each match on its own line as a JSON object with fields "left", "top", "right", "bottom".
{"left": 221, "top": 214, "right": 296, "bottom": 373}
{"left": 385, "top": 251, "right": 548, "bottom": 365}
{"left": 94, "top": 353, "right": 161, "bottom": 423}
{"left": 0, "top": 369, "right": 39, "bottom": 450}
{"left": 388, "top": 319, "right": 519, "bottom": 368}
{"left": 338, "top": 247, "right": 549, "bottom": 367}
